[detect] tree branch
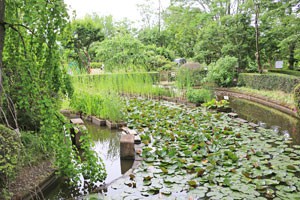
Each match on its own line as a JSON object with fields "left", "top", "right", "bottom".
{"left": 6, "top": 24, "right": 27, "bottom": 57}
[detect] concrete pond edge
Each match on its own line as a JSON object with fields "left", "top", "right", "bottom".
{"left": 214, "top": 88, "right": 298, "bottom": 118}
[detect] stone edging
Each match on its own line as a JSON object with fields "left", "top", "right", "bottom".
{"left": 21, "top": 171, "right": 58, "bottom": 200}
{"left": 215, "top": 88, "right": 298, "bottom": 118}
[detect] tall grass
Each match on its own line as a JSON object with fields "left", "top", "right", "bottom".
{"left": 72, "top": 72, "right": 166, "bottom": 98}
{"left": 70, "top": 91, "right": 124, "bottom": 122}
{"left": 70, "top": 72, "right": 172, "bottom": 122}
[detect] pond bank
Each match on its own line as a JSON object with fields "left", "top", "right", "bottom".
{"left": 215, "top": 88, "right": 297, "bottom": 118}
{"left": 9, "top": 160, "right": 56, "bottom": 200}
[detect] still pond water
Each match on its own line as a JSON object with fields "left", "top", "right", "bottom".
{"left": 227, "top": 97, "right": 300, "bottom": 145}
{"left": 44, "top": 120, "right": 133, "bottom": 199}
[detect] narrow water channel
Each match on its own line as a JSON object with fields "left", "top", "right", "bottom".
{"left": 226, "top": 97, "right": 300, "bottom": 145}
{"left": 44, "top": 120, "right": 133, "bottom": 199}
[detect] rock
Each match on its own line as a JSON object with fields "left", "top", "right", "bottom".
{"left": 228, "top": 112, "right": 238, "bottom": 118}
{"left": 70, "top": 118, "right": 84, "bottom": 125}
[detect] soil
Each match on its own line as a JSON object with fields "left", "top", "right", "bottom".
{"left": 8, "top": 160, "right": 55, "bottom": 200}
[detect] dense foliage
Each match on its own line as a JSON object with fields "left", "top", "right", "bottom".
{"left": 0, "top": 1, "right": 106, "bottom": 197}
{"left": 0, "top": 125, "right": 20, "bottom": 187}
{"left": 206, "top": 56, "right": 238, "bottom": 87}
{"left": 238, "top": 73, "right": 300, "bottom": 93}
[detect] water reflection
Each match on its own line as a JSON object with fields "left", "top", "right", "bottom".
{"left": 227, "top": 97, "right": 300, "bottom": 145}
{"left": 44, "top": 120, "right": 133, "bottom": 199}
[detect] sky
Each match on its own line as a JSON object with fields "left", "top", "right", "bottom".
{"left": 64, "top": 0, "right": 170, "bottom": 22}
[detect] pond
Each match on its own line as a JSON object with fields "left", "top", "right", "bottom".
{"left": 44, "top": 120, "right": 134, "bottom": 199}
{"left": 224, "top": 97, "right": 300, "bottom": 145}
{"left": 99, "top": 99, "right": 300, "bottom": 199}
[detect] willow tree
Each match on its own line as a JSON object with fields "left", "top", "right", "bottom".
{"left": 0, "top": 1, "right": 106, "bottom": 194}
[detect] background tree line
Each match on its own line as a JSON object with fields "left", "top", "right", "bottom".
{"left": 67, "top": 0, "right": 299, "bottom": 73}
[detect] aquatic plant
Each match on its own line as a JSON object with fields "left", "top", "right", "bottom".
{"left": 186, "top": 89, "right": 213, "bottom": 104}
{"left": 106, "top": 99, "right": 300, "bottom": 199}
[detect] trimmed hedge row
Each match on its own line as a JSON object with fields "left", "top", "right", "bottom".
{"left": 269, "top": 69, "right": 300, "bottom": 77}
{"left": 294, "top": 84, "right": 300, "bottom": 116}
{"left": 238, "top": 73, "right": 300, "bottom": 93}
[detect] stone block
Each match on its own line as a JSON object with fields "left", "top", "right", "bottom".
{"left": 70, "top": 118, "right": 84, "bottom": 125}
{"left": 236, "top": 118, "right": 248, "bottom": 124}
{"left": 92, "top": 116, "right": 106, "bottom": 126}
{"left": 228, "top": 112, "right": 238, "bottom": 118}
{"left": 121, "top": 127, "right": 137, "bottom": 135}
{"left": 120, "top": 134, "right": 135, "bottom": 160}
{"left": 106, "top": 120, "right": 118, "bottom": 129}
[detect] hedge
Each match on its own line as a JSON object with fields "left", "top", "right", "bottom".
{"left": 238, "top": 73, "right": 300, "bottom": 93}
{"left": 269, "top": 69, "right": 300, "bottom": 77}
{"left": 294, "top": 84, "right": 300, "bottom": 116}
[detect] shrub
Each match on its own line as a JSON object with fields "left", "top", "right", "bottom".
{"left": 206, "top": 56, "right": 238, "bottom": 87}
{"left": 0, "top": 125, "right": 21, "bottom": 187}
{"left": 186, "top": 89, "right": 213, "bottom": 104}
{"left": 238, "top": 73, "right": 300, "bottom": 93}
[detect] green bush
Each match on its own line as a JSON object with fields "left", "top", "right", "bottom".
{"left": 206, "top": 56, "right": 238, "bottom": 87}
{"left": 238, "top": 73, "right": 300, "bottom": 93}
{"left": 269, "top": 69, "right": 300, "bottom": 77}
{"left": 0, "top": 125, "right": 21, "bottom": 187}
{"left": 186, "top": 89, "right": 213, "bottom": 104}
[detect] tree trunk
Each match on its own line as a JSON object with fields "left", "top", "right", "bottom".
{"left": 158, "top": 0, "right": 162, "bottom": 47}
{"left": 255, "top": 3, "right": 262, "bottom": 74}
{"left": 288, "top": 43, "right": 295, "bottom": 70}
{"left": 0, "top": 0, "right": 5, "bottom": 96}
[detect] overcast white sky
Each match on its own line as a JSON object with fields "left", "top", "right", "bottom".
{"left": 64, "top": 0, "right": 170, "bottom": 22}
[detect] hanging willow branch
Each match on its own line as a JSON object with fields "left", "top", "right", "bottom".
{"left": 4, "top": 23, "right": 27, "bottom": 57}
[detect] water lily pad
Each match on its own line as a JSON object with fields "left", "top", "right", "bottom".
{"left": 187, "top": 180, "right": 197, "bottom": 187}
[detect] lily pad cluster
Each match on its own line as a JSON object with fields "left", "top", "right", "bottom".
{"left": 107, "top": 99, "right": 300, "bottom": 199}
